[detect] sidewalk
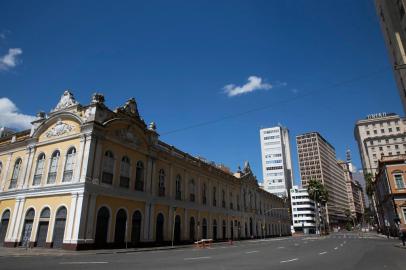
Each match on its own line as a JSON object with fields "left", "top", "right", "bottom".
{"left": 0, "top": 237, "right": 294, "bottom": 257}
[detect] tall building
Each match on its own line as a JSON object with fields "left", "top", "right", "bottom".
{"left": 260, "top": 126, "right": 294, "bottom": 198}
{"left": 0, "top": 91, "right": 290, "bottom": 250}
{"left": 290, "top": 186, "right": 320, "bottom": 234}
{"left": 375, "top": 0, "right": 406, "bottom": 113}
{"left": 338, "top": 160, "right": 365, "bottom": 223}
{"left": 296, "top": 132, "right": 349, "bottom": 225}
{"left": 354, "top": 112, "right": 406, "bottom": 175}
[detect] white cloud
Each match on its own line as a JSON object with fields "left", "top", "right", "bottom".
{"left": 0, "top": 48, "right": 23, "bottom": 71}
{"left": 223, "top": 76, "right": 274, "bottom": 97}
{"left": 0, "top": 98, "right": 35, "bottom": 130}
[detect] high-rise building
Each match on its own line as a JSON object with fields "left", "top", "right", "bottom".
{"left": 260, "top": 126, "right": 294, "bottom": 198}
{"left": 290, "top": 186, "right": 320, "bottom": 234}
{"left": 375, "top": 0, "right": 406, "bottom": 113}
{"left": 354, "top": 112, "right": 406, "bottom": 175}
{"left": 296, "top": 132, "right": 349, "bottom": 225}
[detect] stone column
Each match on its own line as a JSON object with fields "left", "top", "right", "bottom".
{"left": 72, "top": 192, "right": 85, "bottom": 243}
{"left": 92, "top": 139, "right": 103, "bottom": 184}
{"left": 73, "top": 135, "right": 86, "bottom": 183}
{"left": 22, "top": 146, "right": 35, "bottom": 189}
{"left": 65, "top": 193, "right": 79, "bottom": 243}
{"left": 7, "top": 197, "right": 25, "bottom": 243}
{"left": 84, "top": 193, "right": 97, "bottom": 241}
{"left": 143, "top": 202, "right": 154, "bottom": 242}
{"left": 80, "top": 134, "right": 96, "bottom": 183}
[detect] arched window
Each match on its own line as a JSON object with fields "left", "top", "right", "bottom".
{"left": 120, "top": 156, "right": 131, "bottom": 188}
{"left": 212, "top": 187, "right": 217, "bottom": 206}
{"left": 114, "top": 209, "right": 127, "bottom": 245}
{"left": 229, "top": 192, "right": 233, "bottom": 209}
{"left": 0, "top": 210, "right": 11, "bottom": 245}
{"left": 9, "top": 158, "right": 22, "bottom": 189}
{"left": 156, "top": 213, "right": 164, "bottom": 243}
{"left": 102, "top": 151, "right": 114, "bottom": 185}
{"left": 135, "top": 161, "right": 144, "bottom": 191}
{"left": 158, "top": 169, "right": 165, "bottom": 197}
{"left": 33, "top": 154, "right": 45, "bottom": 186}
{"left": 63, "top": 147, "right": 76, "bottom": 182}
{"left": 175, "top": 175, "right": 182, "bottom": 200}
{"left": 212, "top": 219, "right": 217, "bottom": 241}
{"left": 53, "top": 207, "right": 67, "bottom": 248}
{"left": 222, "top": 220, "right": 226, "bottom": 239}
{"left": 202, "top": 183, "right": 207, "bottom": 205}
{"left": 202, "top": 218, "right": 207, "bottom": 239}
{"left": 20, "top": 208, "right": 35, "bottom": 247}
{"left": 47, "top": 151, "right": 60, "bottom": 184}
{"left": 189, "top": 179, "right": 195, "bottom": 202}
{"left": 131, "top": 211, "right": 142, "bottom": 244}
{"left": 95, "top": 207, "right": 110, "bottom": 246}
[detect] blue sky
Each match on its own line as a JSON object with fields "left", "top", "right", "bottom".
{"left": 0, "top": 0, "right": 403, "bottom": 186}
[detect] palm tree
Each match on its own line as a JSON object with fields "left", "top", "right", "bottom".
{"left": 307, "top": 179, "right": 328, "bottom": 234}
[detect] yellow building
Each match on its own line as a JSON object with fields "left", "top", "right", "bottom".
{"left": 0, "top": 91, "right": 290, "bottom": 250}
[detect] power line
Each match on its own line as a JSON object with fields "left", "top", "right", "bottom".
{"left": 160, "top": 66, "right": 391, "bottom": 136}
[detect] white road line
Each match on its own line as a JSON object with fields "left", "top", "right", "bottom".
{"left": 245, "top": 251, "right": 259, "bottom": 254}
{"left": 294, "top": 243, "right": 300, "bottom": 246}
{"left": 277, "top": 246, "right": 285, "bottom": 249}
{"left": 319, "top": 251, "right": 327, "bottom": 255}
{"left": 59, "top": 262, "right": 108, "bottom": 265}
{"left": 334, "top": 247, "right": 338, "bottom": 250}
{"left": 280, "top": 258, "right": 299, "bottom": 263}
{"left": 184, "top": 256, "right": 212, "bottom": 261}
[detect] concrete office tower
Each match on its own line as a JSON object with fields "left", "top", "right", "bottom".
{"left": 354, "top": 113, "right": 406, "bottom": 175}
{"left": 290, "top": 186, "right": 320, "bottom": 234}
{"left": 375, "top": 0, "right": 406, "bottom": 114}
{"left": 296, "top": 132, "right": 349, "bottom": 225}
{"left": 260, "top": 126, "right": 294, "bottom": 198}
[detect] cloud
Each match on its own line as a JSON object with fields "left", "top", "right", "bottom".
{"left": 223, "top": 76, "right": 276, "bottom": 97}
{"left": 0, "top": 98, "right": 35, "bottom": 130}
{"left": 0, "top": 48, "right": 23, "bottom": 71}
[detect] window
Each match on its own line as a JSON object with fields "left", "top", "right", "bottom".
{"left": 373, "top": 130, "right": 377, "bottom": 134}
{"left": 33, "top": 154, "right": 45, "bottom": 186}
{"left": 63, "top": 147, "right": 76, "bottom": 182}
{"left": 102, "top": 151, "right": 114, "bottom": 185}
{"left": 158, "top": 169, "right": 165, "bottom": 197}
{"left": 212, "top": 187, "right": 217, "bottom": 206}
{"left": 229, "top": 192, "right": 233, "bottom": 209}
{"left": 202, "top": 183, "right": 207, "bottom": 205}
{"left": 370, "top": 141, "right": 374, "bottom": 146}
{"left": 47, "top": 151, "right": 60, "bottom": 184}
{"left": 9, "top": 158, "right": 22, "bottom": 189}
{"left": 366, "top": 131, "right": 370, "bottom": 135}
{"left": 119, "top": 156, "right": 130, "bottom": 188}
{"left": 396, "top": 127, "right": 400, "bottom": 132}
{"left": 388, "top": 128, "right": 393, "bottom": 132}
{"left": 381, "top": 129, "right": 384, "bottom": 133}
{"left": 135, "top": 161, "right": 144, "bottom": 191}
{"left": 189, "top": 179, "right": 195, "bottom": 202}
{"left": 175, "top": 175, "right": 182, "bottom": 200}
{"left": 394, "top": 174, "right": 405, "bottom": 189}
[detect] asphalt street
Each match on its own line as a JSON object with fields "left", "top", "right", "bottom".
{"left": 0, "top": 232, "right": 404, "bottom": 270}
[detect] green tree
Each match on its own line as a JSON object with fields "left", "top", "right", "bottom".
{"left": 307, "top": 179, "right": 329, "bottom": 204}
{"left": 364, "top": 173, "right": 374, "bottom": 198}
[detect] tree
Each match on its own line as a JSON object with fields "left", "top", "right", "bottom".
{"left": 307, "top": 179, "right": 329, "bottom": 234}
{"left": 364, "top": 173, "right": 374, "bottom": 198}
{"left": 307, "top": 179, "right": 328, "bottom": 204}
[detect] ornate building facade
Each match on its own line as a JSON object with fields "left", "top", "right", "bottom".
{"left": 0, "top": 91, "right": 290, "bottom": 250}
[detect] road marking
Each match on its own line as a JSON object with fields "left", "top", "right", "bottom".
{"left": 245, "top": 250, "right": 259, "bottom": 254}
{"left": 334, "top": 247, "right": 338, "bottom": 250}
{"left": 280, "top": 258, "right": 299, "bottom": 263}
{"left": 59, "top": 262, "right": 108, "bottom": 265}
{"left": 319, "top": 251, "right": 327, "bottom": 255}
{"left": 294, "top": 243, "right": 299, "bottom": 246}
{"left": 277, "top": 246, "right": 285, "bottom": 249}
{"left": 184, "top": 256, "right": 211, "bottom": 261}
{"left": 340, "top": 243, "right": 343, "bottom": 247}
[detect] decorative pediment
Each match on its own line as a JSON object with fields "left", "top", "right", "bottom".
{"left": 52, "top": 91, "right": 79, "bottom": 112}
{"left": 116, "top": 98, "right": 140, "bottom": 117}
{"left": 45, "top": 119, "right": 75, "bottom": 138}
{"left": 114, "top": 128, "right": 140, "bottom": 146}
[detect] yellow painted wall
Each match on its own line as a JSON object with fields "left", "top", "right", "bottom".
{"left": 38, "top": 119, "right": 81, "bottom": 142}
{"left": 0, "top": 199, "right": 15, "bottom": 218}
{"left": 22, "top": 195, "right": 72, "bottom": 243}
